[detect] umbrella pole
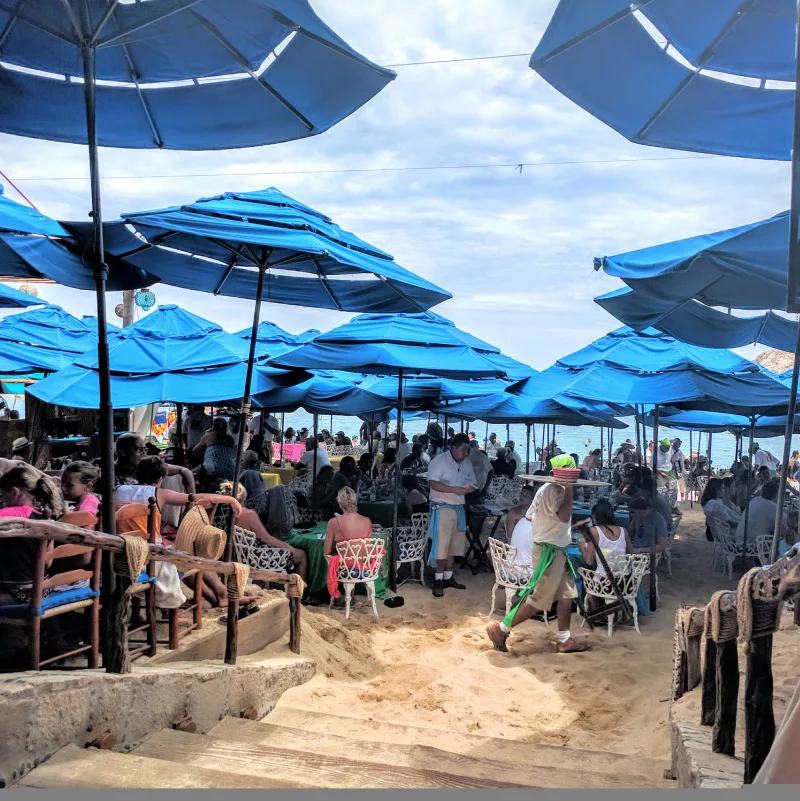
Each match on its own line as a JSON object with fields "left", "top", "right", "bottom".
{"left": 742, "top": 418, "right": 756, "bottom": 564}
{"left": 525, "top": 423, "right": 531, "bottom": 474}
{"left": 174, "top": 403, "right": 184, "bottom": 466}
{"left": 484, "top": 421, "right": 489, "bottom": 451}
{"left": 689, "top": 430, "right": 693, "bottom": 508}
{"left": 280, "top": 412, "right": 285, "bottom": 467}
{"left": 772, "top": 328, "right": 800, "bottom": 561}
{"left": 531, "top": 424, "right": 537, "bottom": 470}
{"left": 390, "top": 369, "right": 404, "bottom": 593}
{"left": 650, "top": 404, "right": 659, "bottom": 612}
{"left": 608, "top": 426, "right": 614, "bottom": 470}
{"left": 707, "top": 432, "right": 713, "bottom": 481}
{"left": 229, "top": 266, "right": 266, "bottom": 559}
{"left": 81, "top": 42, "right": 116, "bottom": 667}
{"left": 312, "top": 414, "right": 318, "bottom": 514}
{"left": 634, "top": 407, "right": 641, "bottom": 467}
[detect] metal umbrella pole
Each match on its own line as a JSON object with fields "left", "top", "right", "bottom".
{"left": 634, "top": 406, "right": 642, "bottom": 467}
{"left": 650, "top": 404, "right": 659, "bottom": 612}
{"left": 526, "top": 423, "right": 531, "bottom": 474}
{"left": 484, "top": 421, "right": 489, "bottom": 450}
{"left": 311, "top": 413, "right": 318, "bottom": 514}
{"left": 742, "top": 417, "right": 757, "bottom": 563}
{"left": 772, "top": 330, "right": 800, "bottom": 561}
{"left": 280, "top": 413, "right": 285, "bottom": 466}
{"left": 227, "top": 265, "right": 266, "bottom": 560}
{"left": 689, "top": 430, "right": 693, "bottom": 508}
{"left": 707, "top": 432, "right": 713, "bottom": 481}
{"left": 389, "top": 369, "right": 404, "bottom": 593}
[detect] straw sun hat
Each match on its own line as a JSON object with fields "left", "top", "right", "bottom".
{"left": 175, "top": 505, "right": 226, "bottom": 561}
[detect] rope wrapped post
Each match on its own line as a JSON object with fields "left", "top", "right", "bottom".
{"left": 738, "top": 568, "right": 781, "bottom": 784}
{"left": 671, "top": 608, "right": 689, "bottom": 702}
{"left": 107, "top": 535, "right": 149, "bottom": 674}
{"left": 224, "top": 563, "right": 250, "bottom": 666}
{"left": 704, "top": 591, "right": 739, "bottom": 756}
{"left": 286, "top": 574, "right": 306, "bottom": 654}
{"left": 672, "top": 605, "right": 704, "bottom": 701}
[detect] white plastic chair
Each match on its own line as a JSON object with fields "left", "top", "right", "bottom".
{"left": 329, "top": 538, "right": 386, "bottom": 620}
{"left": 487, "top": 537, "right": 537, "bottom": 620}
{"left": 394, "top": 512, "right": 428, "bottom": 587}
{"left": 579, "top": 553, "right": 649, "bottom": 637}
{"left": 231, "top": 526, "right": 291, "bottom": 573}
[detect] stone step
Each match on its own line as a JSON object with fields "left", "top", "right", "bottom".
{"left": 265, "top": 705, "right": 674, "bottom": 788}
{"left": 16, "top": 745, "right": 301, "bottom": 789}
{"left": 132, "top": 728, "right": 526, "bottom": 789}
{"left": 206, "top": 715, "right": 668, "bottom": 789}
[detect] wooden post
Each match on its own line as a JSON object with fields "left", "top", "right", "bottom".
{"left": 710, "top": 593, "right": 739, "bottom": 756}
{"left": 744, "top": 632, "right": 775, "bottom": 783}
{"left": 225, "top": 579, "right": 239, "bottom": 666}
{"left": 106, "top": 574, "right": 133, "bottom": 674}
{"left": 289, "top": 597, "right": 301, "bottom": 654}
{"left": 686, "top": 608, "right": 704, "bottom": 691}
{"left": 700, "top": 637, "right": 718, "bottom": 726}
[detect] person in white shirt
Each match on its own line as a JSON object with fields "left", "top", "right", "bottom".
{"left": 294, "top": 437, "right": 331, "bottom": 475}
{"left": 670, "top": 438, "right": 687, "bottom": 500}
{"left": 507, "top": 486, "right": 536, "bottom": 566}
{"left": 487, "top": 458, "right": 591, "bottom": 654}
{"left": 485, "top": 433, "right": 500, "bottom": 457}
{"left": 427, "top": 433, "right": 478, "bottom": 598}
{"left": 701, "top": 478, "right": 742, "bottom": 527}
{"left": 505, "top": 440, "right": 523, "bottom": 475}
{"left": 736, "top": 480, "right": 785, "bottom": 546}
{"left": 396, "top": 432, "right": 412, "bottom": 458}
{"left": 376, "top": 420, "right": 387, "bottom": 440}
{"left": 467, "top": 440, "right": 492, "bottom": 494}
{"left": 249, "top": 410, "right": 280, "bottom": 463}
{"left": 753, "top": 443, "right": 780, "bottom": 474}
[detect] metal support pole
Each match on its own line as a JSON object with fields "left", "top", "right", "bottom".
{"left": 742, "top": 419, "right": 756, "bottom": 562}
{"left": 707, "top": 432, "right": 713, "bottom": 481}
{"left": 390, "top": 369, "right": 404, "bottom": 593}
{"left": 650, "top": 405, "right": 659, "bottom": 612}
{"left": 311, "top": 414, "right": 318, "bottom": 513}
{"left": 689, "top": 430, "right": 694, "bottom": 508}
{"left": 229, "top": 265, "right": 266, "bottom": 559}
{"left": 635, "top": 406, "right": 642, "bottom": 467}
{"left": 772, "top": 327, "right": 800, "bottom": 561}
{"left": 525, "top": 423, "right": 531, "bottom": 474}
{"left": 484, "top": 421, "right": 489, "bottom": 451}
{"left": 280, "top": 412, "right": 285, "bottom": 467}
{"left": 174, "top": 403, "right": 184, "bottom": 466}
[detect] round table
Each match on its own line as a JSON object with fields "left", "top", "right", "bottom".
{"left": 287, "top": 521, "right": 391, "bottom": 602}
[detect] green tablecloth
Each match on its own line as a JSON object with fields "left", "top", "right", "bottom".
{"left": 357, "top": 500, "right": 397, "bottom": 529}
{"left": 287, "top": 521, "right": 391, "bottom": 602}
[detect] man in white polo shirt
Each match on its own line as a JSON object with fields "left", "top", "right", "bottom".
{"left": 427, "top": 433, "right": 478, "bottom": 598}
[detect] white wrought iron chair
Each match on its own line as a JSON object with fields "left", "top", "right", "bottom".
{"left": 329, "top": 538, "right": 386, "bottom": 620}
{"left": 487, "top": 537, "right": 538, "bottom": 620}
{"left": 484, "top": 475, "right": 511, "bottom": 504}
{"left": 755, "top": 534, "right": 774, "bottom": 567}
{"left": 707, "top": 515, "right": 758, "bottom": 580}
{"left": 579, "top": 553, "right": 649, "bottom": 637}
{"left": 394, "top": 512, "right": 428, "bottom": 587}
{"left": 658, "top": 486, "right": 679, "bottom": 510}
{"left": 329, "top": 445, "right": 356, "bottom": 457}
{"left": 231, "top": 526, "right": 291, "bottom": 574}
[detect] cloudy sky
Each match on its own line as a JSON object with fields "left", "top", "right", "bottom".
{"left": 0, "top": 0, "right": 789, "bottom": 368}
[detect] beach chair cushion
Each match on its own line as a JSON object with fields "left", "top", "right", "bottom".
{"left": 0, "top": 585, "right": 100, "bottom": 618}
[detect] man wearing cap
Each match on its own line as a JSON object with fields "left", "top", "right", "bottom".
{"left": 654, "top": 438, "right": 675, "bottom": 489}
{"left": 671, "top": 438, "right": 686, "bottom": 500}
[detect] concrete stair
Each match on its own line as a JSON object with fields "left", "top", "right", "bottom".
{"left": 17, "top": 705, "right": 675, "bottom": 789}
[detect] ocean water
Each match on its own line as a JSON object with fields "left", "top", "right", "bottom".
{"left": 276, "top": 410, "right": 800, "bottom": 470}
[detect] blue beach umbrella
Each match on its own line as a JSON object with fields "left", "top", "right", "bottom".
{"left": 0, "top": 283, "right": 42, "bottom": 310}
{"left": 236, "top": 320, "right": 298, "bottom": 360}
{"left": 595, "top": 287, "right": 798, "bottom": 352}
{"left": 0, "top": 1, "right": 394, "bottom": 539}
{"left": 296, "top": 329, "right": 322, "bottom": 343}
{"left": 271, "top": 311, "right": 510, "bottom": 591}
{"left": 29, "top": 305, "right": 303, "bottom": 409}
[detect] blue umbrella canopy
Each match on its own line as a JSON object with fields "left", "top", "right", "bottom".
{"left": 595, "top": 287, "right": 798, "bottom": 351}
{"left": 89, "top": 188, "right": 451, "bottom": 312}
{"left": 437, "top": 393, "right": 627, "bottom": 428}
{"left": 270, "top": 312, "right": 510, "bottom": 378}
{"left": 236, "top": 319, "right": 298, "bottom": 360}
{"left": 0, "top": 305, "right": 96, "bottom": 355}
{"left": 28, "top": 305, "right": 304, "bottom": 409}
{"left": 0, "top": 0, "right": 395, "bottom": 150}
{"left": 358, "top": 374, "right": 515, "bottom": 405}
{"left": 648, "top": 409, "right": 800, "bottom": 438}
{"left": 0, "top": 283, "right": 42, "bottom": 310}
{"left": 557, "top": 326, "right": 759, "bottom": 374}
{"left": 530, "top": 1, "right": 795, "bottom": 160}
{"left": 595, "top": 211, "right": 790, "bottom": 311}
{"left": 296, "top": 328, "right": 321, "bottom": 343}
{"left": 81, "top": 316, "right": 122, "bottom": 336}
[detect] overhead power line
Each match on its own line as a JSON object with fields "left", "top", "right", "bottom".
{"left": 5, "top": 154, "right": 719, "bottom": 183}
{"left": 384, "top": 53, "right": 531, "bottom": 67}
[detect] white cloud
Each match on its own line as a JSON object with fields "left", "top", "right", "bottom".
{"left": 0, "top": 0, "right": 788, "bottom": 369}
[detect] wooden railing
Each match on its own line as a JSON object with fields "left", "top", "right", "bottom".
{"left": 0, "top": 518, "right": 302, "bottom": 674}
{"left": 672, "top": 545, "right": 800, "bottom": 783}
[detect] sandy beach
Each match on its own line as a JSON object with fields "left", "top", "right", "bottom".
{"left": 244, "top": 503, "right": 799, "bottom": 763}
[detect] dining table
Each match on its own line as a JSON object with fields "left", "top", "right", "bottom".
{"left": 286, "top": 521, "right": 391, "bottom": 603}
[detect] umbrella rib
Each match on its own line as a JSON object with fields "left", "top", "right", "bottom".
{"left": 188, "top": 10, "right": 316, "bottom": 133}
{"left": 0, "top": 0, "right": 78, "bottom": 45}
{"left": 375, "top": 274, "right": 428, "bottom": 314}
{"left": 530, "top": 0, "right": 654, "bottom": 66}
{"left": 314, "top": 262, "right": 342, "bottom": 311}
{"left": 115, "top": 229, "right": 180, "bottom": 258}
{"left": 0, "top": 0, "right": 23, "bottom": 55}
{"left": 635, "top": 0, "right": 759, "bottom": 141}
{"left": 90, "top": 0, "right": 120, "bottom": 44}
{"left": 58, "top": 0, "right": 82, "bottom": 40}
{"left": 95, "top": 0, "right": 204, "bottom": 48}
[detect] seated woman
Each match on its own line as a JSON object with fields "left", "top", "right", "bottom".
{"left": 115, "top": 456, "right": 243, "bottom": 608}
{"left": 0, "top": 466, "right": 64, "bottom": 605}
{"left": 323, "top": 486, "right": 373, "bottom": 558}
{"left": 401, "top": 473, "right": 429, "bottom": 519}
{"left": 378, "top": 448, "right": 397, "bottom": 480}
{"left": 577, "top": 499, "right": 632, "bottom": 576}
{"left": 193, "top": 418, "right": 237, "bottom": 484}
{"left": 357, "top": 453, "right": 375, "bottom": 489}
{"left": 701, "top": 477, "right": 742, "bottom": 527}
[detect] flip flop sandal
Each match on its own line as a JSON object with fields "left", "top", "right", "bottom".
{"left": 218, "top": 604, "right": 259, "bottom": 625}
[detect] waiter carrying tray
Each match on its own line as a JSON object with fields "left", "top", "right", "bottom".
{"left": 427, "top": 433, "right": 478, "bottom": 598}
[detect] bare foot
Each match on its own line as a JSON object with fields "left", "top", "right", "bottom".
{"left": 557, "top": 638, "right": 592, "bottom": 653}
{"left": 486, "top": 622, "right": 509, "bottom": 652}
